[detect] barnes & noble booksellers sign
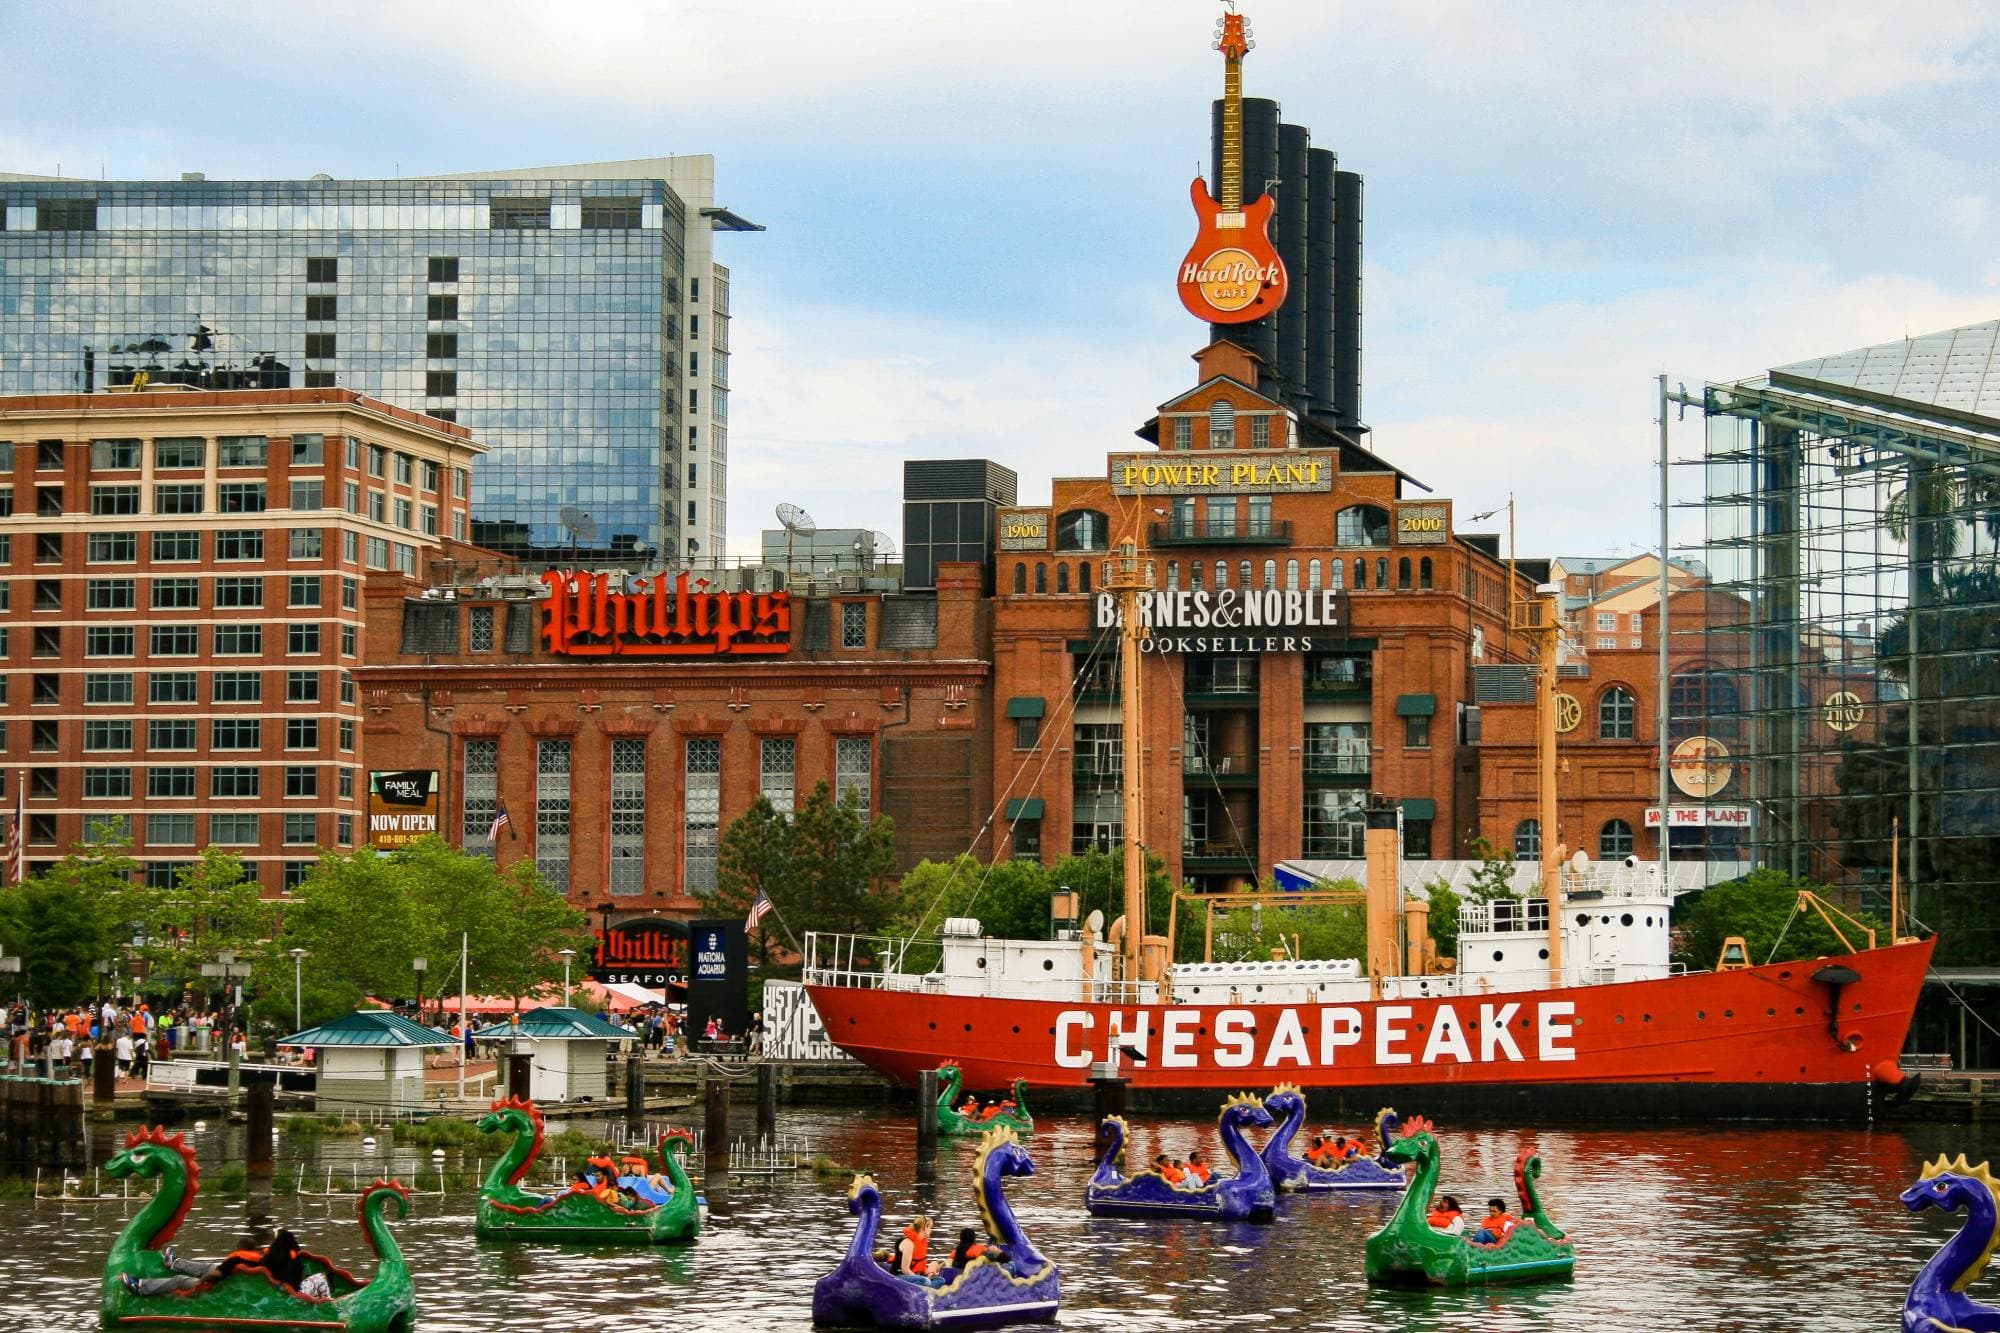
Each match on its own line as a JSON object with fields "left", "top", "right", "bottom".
{"left": 1094, "top": 588, "right": 1343, "bottom": 654}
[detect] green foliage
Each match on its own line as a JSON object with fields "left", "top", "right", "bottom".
{"left": 890, "top": 855, "right": 1054, "bottom": 943}
{"left": 1671, "top": 868, "right": 1885, "bottom": 970}
{"left": 1208, "top": 878, "right": 1367, "bottom": 964}
{"left": 0, "top": 834, "right": 135, "bottom": 1006}
{"left": 1046, "top": 848, "right": 1178, "bottom": 942}
{"left": 262, "top": 837, "right": 590, "bottom": 1029}
{"left": 1423, "top": 878, "right": 1463, "bottom": 960}
{"left": 127, "top": 850, "right": 277, "bottom": 996}
{"left": 1464, "top": 837, "right": 1521, "bottom": 902}
{"left": 715, "top": 783, "right": 898, "bottom": 961}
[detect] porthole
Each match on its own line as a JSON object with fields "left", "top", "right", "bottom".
{"left": 1723, "top": 1010, "right": 1733, "bottom": 1019}
{"left": 1779, "top": 970, "right": 1792, "bottom": 981}
{"left": 1766, "top": 1008, "right": 1776, "bottom": 1017}
{"left": 964, "top": 1024, "right": 973, "bottom": 1033}
{"left": 1600, "top": 915, "right": 1611, "bottom": 925}
{"left": 1575, "top": 914, "right": 1591, "bottom": 928}
{"left": 1642, "top": 1014, "right": 1651, "bottom": 1022}
{"left": 1615, "top": 1015, "right": 1625, "bottom": 1024}
{"left": 1644, "top": 916, "right": 1653, "bottom": 927}
{"left": 1042, "top": 959, "right": 1055, "bottom": 972}
{"left": 1012, "top": 1026, "right": 1021, "bottom": 1034}
{"left": 976, "top": 957, "right": 987, "bottom": 969}
{"left": 1537, "top": 949, "right": 1549, "bottom": 960}
{"left": 928, "top": 1022, "right": 937, "bottom": 1030}
{"left": 1492, "top": 951, "right": 1504, "bottom": 963}
{"left": 1697, "top": 1011, "right": 1706, "bottom": 1020}
{"left": 1853, "top": 1002, "right": 1863, "bottom": 1011}
{"left": 1794, "top": 1007, "right": 1805, "bottom": 1017}
{"left": 1620, "top": 913, "right": 1634, "bottom": 927}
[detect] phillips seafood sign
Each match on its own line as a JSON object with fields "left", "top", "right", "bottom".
{"left": 540, "top": 569, "right": 792, "bottom": 657}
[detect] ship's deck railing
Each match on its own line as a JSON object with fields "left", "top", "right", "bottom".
{"left": 803, "top": 932, "right": 1155, "bottom": 1003}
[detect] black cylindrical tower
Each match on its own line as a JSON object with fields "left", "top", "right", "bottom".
{"left": 1209, "top": 96, "right": 1282, "bottom": 370}
{"left": 1304, "top": 148, "right": 1338, "bottom": 412}
{"left": 1333, "top": 169, "right": 1364, "bottom": 426}
{"left": 1272, "top": 122, "right": 1311, "bottom": 398}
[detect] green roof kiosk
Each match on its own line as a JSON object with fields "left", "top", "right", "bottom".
{"left": 475, "top": 1007, "right": 632, "bottom": 1104}
{"left": 278, "top": 1010, "right": 456, "bottom": 1113}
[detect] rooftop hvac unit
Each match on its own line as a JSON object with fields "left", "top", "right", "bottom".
{"left": 836, "top": 572, "right": 863, "bottom": 593}
{"left": 751, "top": 567, "right": 785, "bottom": 594}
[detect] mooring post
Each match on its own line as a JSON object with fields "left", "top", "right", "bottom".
{"left": 245, "top": 1077, "right": 275, "bottom": 1180}
{"left": 703, "top": 1073, "right": 731, "bottom": 1190}
{"left": 225, "top": 1033, "right": 241, "bottom": 1097}
{"left": 915, "top": 1068, "right": 938, "bottom": 1169}
{"left": 1091, "top": 1061, "right": 1128, "bottom": 1124}
{"left": 93, "top": 1043, "right": 117, "bottom": 1104}
{"left": 756, "top": 1061, "right": 777, "bottom": 1145}
{"left": 506, "top": 1053, "right": 532, "bottom": 1100}
{"left": 625, "top": 1054, "right": 645, "bottom": 1128}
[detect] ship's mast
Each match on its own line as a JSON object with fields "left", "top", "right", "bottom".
{"left": 1515, "top": 581, "right": 1565, "bottom": 988}
{"left": 1107, "top": 539, "right": 1152, "bottom": 987}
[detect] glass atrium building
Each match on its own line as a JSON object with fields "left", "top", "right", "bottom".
{"left": 1692, "top": 322, "right": 2000, "bottom": 1060}
{"left": 0, "top": 159, "right": 759, "bottom": 560}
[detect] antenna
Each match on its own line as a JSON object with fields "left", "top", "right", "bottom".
{"left": 558, "top": 506, "right": 598, "bottom": 561}
{"left": 776, "top": 503, "right": 816, "bottom": 578}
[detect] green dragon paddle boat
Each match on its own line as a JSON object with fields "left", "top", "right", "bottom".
{"left": 1365, "top": 1121, "right": 1575, "bottom": 1287}
{"left": 475, "top": 1095, "right": 700, "bottom": 1243}
{"left": 100, "top": 1126, "right": 416, "bottom": 1332}
{"left": 935, "top": 1063, "right": 1033, "bottom": 1136}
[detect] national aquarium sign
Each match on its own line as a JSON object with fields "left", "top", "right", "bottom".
{"left": 1093, "top": 588, "right": 1343, "bottom": 654}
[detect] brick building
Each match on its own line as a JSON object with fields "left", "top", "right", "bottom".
{"left": 355, "top": 557, "right": 995, "bottom": 929}
{"left": 0, "top": 387, "right": 481, "bottom": 887}
{"left": 987, "top": 340, "right": 1532, "bottom": 889}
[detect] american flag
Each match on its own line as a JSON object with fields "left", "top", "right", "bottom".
{"left": 487, "top": 801, "right": 511, "bottom": 843}
{"left": 745, "top": 892, "right": 773, "bottom": 932}
{"left": 3, "top": 769, "right": 23, "bottom": 886}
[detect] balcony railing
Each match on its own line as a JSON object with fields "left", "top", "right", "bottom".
{"left": 1302, "top": 741, "right": 1370, "bottom": 777}
{"left": 1186, "top": 669, "right": 1259, "bottom": 696}
{"left": 1306, "top": 665, "right": 1371, "bottom": 694}
{"left": 1183, "top": 840, "right": 1258, "bottom": 865}
{"left": 1072, "top": 755, "right": 1123, "bottom": 782}
{"left": 1183, "top": 753, "right": 1256, "bottom": 779}
{"left": 1148, "top": 518, "right": 1294, "bottom": 547}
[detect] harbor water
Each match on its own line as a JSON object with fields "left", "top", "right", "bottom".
{"left": 0, "top": 1107, "right": 1984, "bottom": 1330}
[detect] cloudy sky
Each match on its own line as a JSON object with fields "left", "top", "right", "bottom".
{"left": 7, "top": 1, "right": 1999, "bottom": 559}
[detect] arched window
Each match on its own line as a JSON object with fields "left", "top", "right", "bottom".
{"left": 1376, "top": 557, "right": 1389, "bottom": 589}
{"left": 1286, "top": 559, "right": 1300, "bottom": 590}
{"left": 1239, "top": 560, "right": 1251, "bottom": 587}
{"left": 1055, "top": 563, "right": 1070, "bottom": 593}
{"left": 1353, "top": 558, "right": 1367, "bottom": 589}
{"left": 1397, "top": 557, "right": 1412, "bottom": 590}
{"left": 1012, "top": 563, "right": 1026, "bottom": 594}
{"left": 1034, "top": 562, "right": 1048, "bottom": 594}
{"left": 1078, "top": 560, "right": 1092, "bottom": 593}
{"left": 1669, "top": 668, "right": 1741, "bottom": 742}
{"left": 1307, "top": 559, "right": 1322, "bottom": 590}
{"left": 1263, "top": 559, "right": 1277, "bottom": 588}
{"left": 1214, "top": 560, "right": 1228, "bottom": 589}
{"left": 1189, "top": 560, "right": 1204, "bottom": 590}
{"left": 1055, "top": 509, "right": 1110, "bottom": 552}
{"left": 1335, "top": 505, "right": 1391, "bottom": 547}
{"left": 1166, "top": 560, "right": 1180, "bottom": 590}
{"left": 1514, "top": 819, "right": 1541, "bottom": 861}
{"left": 1599, "top": 819, "right": 1635, "bottom": 858}
{"left": 1599, "top": 686, "right": 1637, "bottom": 740}
{"left": 1419, "top": 557, "right": 1433, "bottom": 590}
{"left": 1209, "top": 399, "right": 1236, "bottom": 448}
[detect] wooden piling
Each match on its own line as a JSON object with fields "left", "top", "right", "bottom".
{"left": 756, "top": 1062, "right": 777, "bottom": 1144}
{"left": 245, "top": 1078, "right": 275, "bottom": 1179}
{"left": 915, "top": 1068, "right": 938, "bottom": 1168}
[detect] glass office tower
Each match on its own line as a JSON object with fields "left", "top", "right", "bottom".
{"left": 0, "top": 160, "right": 757, "bottom": 560}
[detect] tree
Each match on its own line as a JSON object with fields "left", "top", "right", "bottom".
{"left": 399, "top": 838, "right": 591, "bottom": 1008}
{"left": 1671, "top": 868, "right": 1884, "bottom": 971}
{"left": 1046, "top": 848, "right": 1178, "bottom": 942}
{"left": 713, "top": 784, "right": 898, "bottom": 969}
{"left": 715, "top": 797, "right": 795, "bottom": 965}
{"left": 892, "top": 855, "right": 1056, "bottom": 943}
{"left": 127, "top": 849, "right": 276, "bottom": 997}
{"left": 0, "top": 831, "right": 135, "bottom": 1007}
{"left": 1207, "top": 878, "right": 1368, "bottom": 964}
{"left": 1464, "top": 836, "right": 1520, "bottom": 902}
{"left": 1423, "top": 878, "right": 1464, "bottom": 960}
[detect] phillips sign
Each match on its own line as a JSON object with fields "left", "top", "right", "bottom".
{"left": 540, "top": 569, "right": 791, "bottom": 657}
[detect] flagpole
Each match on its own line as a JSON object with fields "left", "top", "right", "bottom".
{"left": 457, "top": 930, "right": 468, "bottom": 1100}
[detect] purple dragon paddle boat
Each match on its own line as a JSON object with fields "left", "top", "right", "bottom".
{"left": 1902, "top": 1154, "right": 2000, "bottom": 1332}
{"left": 813, "top": 1127, "right": 1058, "bottom": 1330}
{"left": 1260, "top": 1085, "right": 1408, "bottom": 1193}
{"left": 1085, "top": 1093, "right": 1277, "bottom": 1223}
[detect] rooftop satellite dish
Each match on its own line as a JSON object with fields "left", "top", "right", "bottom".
{"left": 558, "top": 505, "right": 598, "bottom": 556}
{"left": 777, "top": 503, "right": 817, "bottom": 576}
{"left": 870, "top": 530, "right": 897, "bottom": 557}
{"left": 1570, "top": 849, "right": 1590, "bottom": 871}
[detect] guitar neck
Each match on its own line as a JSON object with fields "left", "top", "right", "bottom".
{"left": 1221, "top": 58, "right": 1243, "bottom": 212}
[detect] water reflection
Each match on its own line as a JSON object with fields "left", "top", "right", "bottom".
{"left": 0, "top": 1110, "right": 1985, "bottom": 1330}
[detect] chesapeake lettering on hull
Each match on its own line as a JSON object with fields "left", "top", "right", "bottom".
{"left": 541, "top": 569, "right": 791, "bottom": 657}
{"left": 1051, "top": 1001, "right": 1579, "bottom": 1070}
{"left": 1110, "top": 449, "right": 1335, "bottom": 496}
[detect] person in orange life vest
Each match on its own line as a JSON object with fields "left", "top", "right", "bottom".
{"left": 893, "top": 1215, "right": 941, "bottom": 1284}
{"left": 1153, "top": 1153, "right": 1186, "bottom": 1185}
{"left": 1471, "top": 1197, "right": 1517, "bottom": 1245}
{"left": 944, "top": 1226, "right": 1009, "bottom": 1273}
{"left": 1427, "top": 1194, "right": 1466, "bottom": 1235}
{"left": 958, "top": 1095, "right": 981, "bottom": 1119}
{"left": 1186, "top": 1150, "right": 1212, "bottom": 1185}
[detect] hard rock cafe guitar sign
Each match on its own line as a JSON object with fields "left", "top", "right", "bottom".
{"left": 1177, "top": 9, "right": 1289, "bottom": 325}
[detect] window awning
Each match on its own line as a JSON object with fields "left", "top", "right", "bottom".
{"left": 1395, "top": 693, "right": 1437, "bottom": 717}
{"left": 1005, "top": 697, "right": 1046, "bottom": 719}
{"left": 1005, "top": 798, "right": 1044, "bottom": 820}
{"left": 1399, "top": 798, "right": 1436, "bottom": 821}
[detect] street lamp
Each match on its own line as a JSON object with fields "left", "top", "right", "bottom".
{"left": 92, "top": 959, "right": 111, "bottom": 1003}
{"left": 289, "top": 948, "right": 307, "bottom": 1031}
{"left": 558, "top": 948, "right": 576, "bottom": 1007}
{"left": 412, "top": 957, "right": 428, "bottom": 1026}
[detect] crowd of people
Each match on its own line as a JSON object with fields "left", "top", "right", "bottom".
{"left": 3, "top": 999, "right": 244, "bottom": 1080}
